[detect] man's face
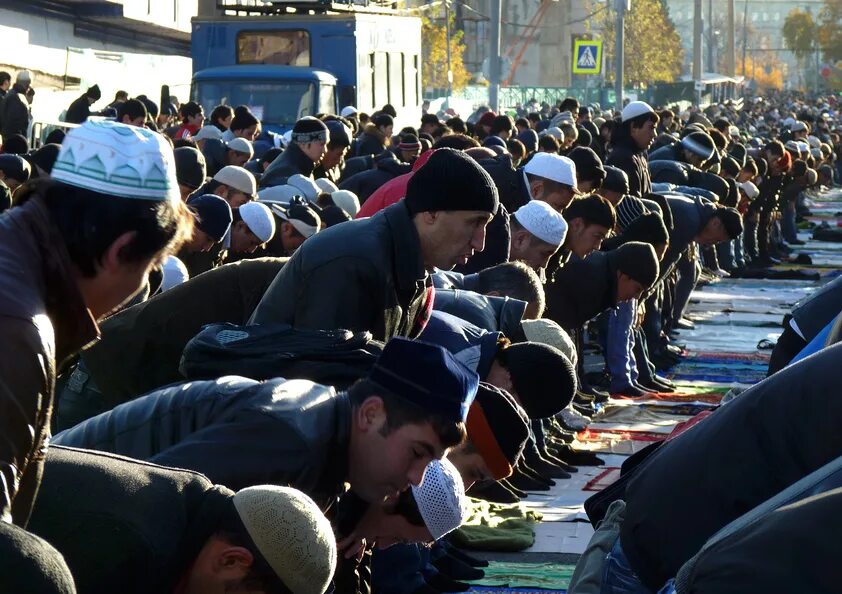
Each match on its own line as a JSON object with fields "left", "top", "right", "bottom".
{"left": 349, "top": 397, "right": 446, "bottom": 502}
{"left": 230, "top": 222, "right": 262, "bottom": 253}
{"left": 510, "top": 231, "right": 558, "bottom": 270}
{"left": 447, "top": 444, "right": 495, "bottom": 490}
{"left": 89, "top": 255, "right": 157, "bottom": 320}
{"left": 236, "top": 125, "right": 258, "bottom": 141}
{"left": 122, "top": 114, "right": 146, "bottom": 128}
{"left": 696, "top": 217, "right": 730, "bottom": 245}
{"left": 226, "top": 150, "right": 249, "bottom": 167}
{"left": 187, "top": 228, "right": 216, "bottom": 253}
{"left": 400, "top": 148, "right": 420, "bottom": 164}
{"left": 577, "top": 179, "right": 598, "bottom": 193}
{"left": 0, "top": 80, "right": 9, "bottom": 92}
{"left": 496, "top": 129, "right": 511, "bottom": 141}
{"left": 188, "top": 111, "right": 205, "bottom": 127}
{"left": 321, "top": 145, "right": 349, "bottom": 170}
{"left": 532, "top": 181, "right": 576, "bottom": 212}
{"left": 599, "top": 189, "right": 624, "bottom": 207}
{"left": 359, "top": 505, "right": 434, "bottom": 550}
{"left": 280, "top": 222, "right": 307, "bottom": 255}
{"left": 419, "top": 210, "right": 493, "bottom": 270}
{"left": 225, "top": 189, "right": 251, "bottom": 209}
{"left": 567, "top": 220, "right": 609, "bottom": 258}
{"left": 382, "top": 125, "right": 394, "bottom": 140}
{"left": 616, "top": 272, "right": 645, "bottom": 302}
{"left": 630, "top": 120, "right": 657, "bottom": 151}
{"left": 301, "top": 140, "right": 327, "bottom": 164}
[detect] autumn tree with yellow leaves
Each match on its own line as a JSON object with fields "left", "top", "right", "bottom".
{"left": 422, "top": 13, "right": 471, "bottom": 92}
{"left": 598, "top": 0, "right": 684, "bottom": 86}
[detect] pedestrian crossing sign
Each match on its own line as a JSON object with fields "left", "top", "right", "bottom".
{"left": 573, "top": 40, "right": 602, "bottom": 75}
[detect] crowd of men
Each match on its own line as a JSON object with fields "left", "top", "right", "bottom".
{"left": 1, "top": 67, "right": 841, "bottom": 593}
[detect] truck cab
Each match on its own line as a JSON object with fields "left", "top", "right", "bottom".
{"left": 192, "top": 0, "right": 422, "bottom": 133}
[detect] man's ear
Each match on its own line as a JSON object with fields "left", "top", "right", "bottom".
{"left": 356, "top": 395, "right": 386, "bottom": 432}
{"left": 417, "top": 211, "right": 438, "bottom": 226}
{"left": 212, "top": 546, "right": 254, "bottom": 577}
{"left": 101, "top": 231, "right": 137, "bottom": 273}
{"left": 529, "top": 179, "right": 544, "bottom": 199}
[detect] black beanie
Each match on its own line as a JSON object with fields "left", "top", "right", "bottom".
{"left": 86, "top": 84, "right": 101, "bottom": 100}
{"left": 174, "top": 147, "right": 207, "bottom": 190}
{"left": 501, "top": 342, "right": 576, "bottom": 418}
{"left": 136, "top": 95, "right": 159, "bottom": 118}
{"left": 0, "top": 154, "right": 30, "bottom": 183}
{"left": 321, "top": 204, "right": 352, "bottom": 227}
{"left": 686, "top": 169, "right": 728, "bottom": 202}
{"left": 721, "top": 156, "right": 741, "bottom": 177}
{"left": 0, "top": 522, "right": 76, "bottom": 594}
{"left": 619, "top": 212, "right": 669, "bottom": 246}
{"left": 568, "top": 146, "right": 605, "bottom": 183}
{"left": 603, "top": 165, "right": 630, "bottom": 194}
{"left": 405, "top": 148, "right": 499, "bottom": 215}
{"left": 292, "top": 116, "right": 329, "bottom": 144}
{"left": 575, "top": 126, "right": 592, "bottom": 147}
{"left": 187, "top": 194, "right": 233, "bottom": 242}
{"left": 613, "top": 241, "right": 659, "bottom": 288}
{"left": 468, "top": 383, "right": 530, "bottom": 472}
{"left": 28, "top": 143, "right": 60, "bottom": 175}
{"left": 728, "top": 143, "right": 747, "bottom": 167}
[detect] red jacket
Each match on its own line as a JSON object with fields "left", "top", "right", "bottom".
{"left": 355, "top": 149, "right": 435, "bottom": 218}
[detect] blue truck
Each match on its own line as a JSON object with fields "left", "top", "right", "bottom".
{"left": 191, "top": 0, "right": 423, "bottom": 134}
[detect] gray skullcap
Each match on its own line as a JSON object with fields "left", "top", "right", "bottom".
{"left": 404, "top": 148, "right": 499, "bottom": 215}
{"left": 233, "top": 485, "right": 337, "bottom": 594}
{"left": 520, "top": 318, "right": 577, "bottom": 366}
{"left": 292, "top": 116, "right": 329, "bottom": 145}
{"left": 174, "top": 146, "right": 207, "bottom": 190}
{"left": 680, "top": 131, "right": 716, "bottom": 159}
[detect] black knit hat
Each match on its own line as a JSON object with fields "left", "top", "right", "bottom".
{"left": 174, "top": 147, "right": 207, "bottom": 190}
{"left": 27, "top": 143, "right": 60, "bottom": 175}
{"left": 686, "top": 169, "right": 728, "bottom": 202}
{"left": 500, "top": 342, "right": 576, "bottom": 418}
{"left": 405, "top": 148, "right": 499, "bottom": 215}
{"left": 603, "top": 165, "right": 630, "bottom": 194}
{"left": 292, "top": 116, "right": 329, "bottom": 144}
{"left": 86, "top": 84, "right": 101, "bottom": 100}
{"left": 320, "top": 204, "right": 352, "bottom": 227}
{"left": 721, "top": 156, "right": 741, "bottom": 177}
{"left": 613, "top": 241, "right": 659, "bottom": 288}
{"left": 324, "top": 119, "right": 351, "bottom": 147}
{"left": 187, "top": 194, "right": 233, "bottom": 242}
{"left": 0, "top": 154, "right": 30, "bottom": 183}
{"left": 466, "top": 383, "right": 530, "bottom": 479}
{"left": 568, "top": 146, "right": 605, "bottom": 184}
{"left": 619, "top": 212, "right": 669, "bottom": 246}
{"left": 680, "top": 131, "right": 716, "bottom": 159}
{"left": 728, "top": 143, "right": 747, "bottom": 167}
{"left": 0, "top": 522, "right": 76, "bottom": 594}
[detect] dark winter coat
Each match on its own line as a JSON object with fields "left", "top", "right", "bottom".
{"left": 544, "top": 251, "right": 619, "bottom": 331}
{"left": 607, "top": 136, "right": 652, "bottom": 198}
{"left": 647, "top": 142, "right": 683, "bottom": 163}
{"left": 28, "top": 446, "right": 234, "bottom": 594}
{"left": 433, "top": 289, "right": 526, "bottom": 339}
{"left": 200, "top": 138, "right": 228, "bottom": 177}
{"left": 419, "top": 311, "right": 501, "bottom": 379}
{"left": 620, "top": 342, "right": 842, "bottom": 591}
{"left": 64, "top": 94, "right": 92, "bottom": 124}
{"left": 249, "top": 201, "right": 433, "bottom": 341}
{"left": 790, "top": 274, "right": 842, "bottom": 343}
{"left": 0, "top": 197, "right": 98, "bottom": 525}
{"left": 53, "top": 377, "right": 350, "bottom": 510}
{"left": 0, "top": 84, "right": 30, "bottom": 139}
{"left": 260, "top": 142, "right": 316, "bottom": 188}
{"left": 339, "top": 152, "right": 411, "bottom": 203}
{"left": 662, "top": 195, "right": 717, "bottom": 273}
{"left": 78, "top": 258, "right": 286, "bottom": 409}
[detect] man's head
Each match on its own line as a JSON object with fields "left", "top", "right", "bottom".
{"left": 680, "top": 131, "right": 716, "bottom": 167}
{"left": 266, "top": 200, "right": 322, "bottom": 255}
{"left": 179, "top": 101, "right": 204, "bottom": 128}
{"left": 211, "top": 104, "right": 234, "bottom": 130}
{"left": 606, "top": 211, "right": 670, "bottom": 260}
{"left": 212, "top": 166, "right": 257, "bottom": 208}
{"left": 45, "top": 119, "right": 193, "bottom": 319}
{"left": 0, "top": 71, "right": 10, "bottom": 92}
{"left": 292, "top": 117, "right": 330, "bottom": 164}
{"left": 372, "top": 113, "right": 395, "bottom": 141}
{"left": 397, "top": 134, "right": 422, "bottom": 164}
{"left": 563, "top": 195, "right": 616, "bottom": 258}
{"left": 406, "top": 148, "right": 499, "bottom": 270}
{"left": 510, "top": 200, "right": 567, "bottom": 271}
{"left": 489, "top": 115, "right": 514, "bottom": 140}
{"left": 612, "top": 241, "right": 660, "bottom": 303}
{"left": 15, "top": 70, "right": 32, "bottom": 91}
{"left": 348, "top": 337, "right": 478, "bottom": 502}
{"left": 567, "top": 147, "right": 605, "bottom": 193}
{"left": 450, "top": 383, "right": 529, "bottom": 487}
{"left": 620, "top": 101, "right": 659, "bottom": 151}
{"left": 474, "top": 260, "right": 546, "bottom": 318}
{"left": 790, "top": 120, "right": 809, "bottom": 140}
{"left": 0, "top": 154, "right": 30, "bottom": 193}
{"left": 520, "top": 317, "right": 577, "bottom": 366}
{"left": 193, "top": 125, "right": 224, "bottom": 151}
{"left": 174, "top": 147, "right": 207, "bottom": 200}
{"left": 321, "top": 119, "right": 352, "bottom": 170}
{"left": 229, "top": 108, "right": 259, "bottom": 140}
{"left": 185, "top": 194, "right": 232, "bottom": 253}
{"left": 185, "top": 485, "right": 336, "bottom": 594}
{"left": 696, "top": 207, "right": 743, "bottom": 245}
{"left": 523, "top": 153, "right": 580, "bottom": 211}
{"left": 599, "top": 165, "right": 630, "bottom": 207}
{"left": 225, "top": 138, "right": 254, "bottom": 167}
{"left": 485, "top": 342, "right": 576, "bottom": 418}
{"left": 116, "top": 99, "right": 147, "bottom": 127}
{"left": 83, "top": 85, "right": 101, "bottom": 105}
{"left": 230, "top": 202, "right": 275, "bottom": 253}
{"left": 420, "top": 113, "right": 440, "bottom": 135}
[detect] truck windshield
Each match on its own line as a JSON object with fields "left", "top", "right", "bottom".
{"left": 193, "top": 81, "right": 316, "bottom": 127}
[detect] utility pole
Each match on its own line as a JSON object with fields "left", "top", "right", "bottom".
{"left": 741, "top": 0, "right": 748, "bottom": 75}
{"left": 444, "top": 0, "right": 452, "bottom": 108}
{"left": 693, "top": 0, "right": 703, "bottom": 80}
{"left": 614, "top": 0, "right": 626, "bottom": 112}
{"left": 726, "top": 0, "right": 736, "bottom": 76}
{"left": 489, "top": 0, "right": 502, "bottom": 111}
{"left": 707, "top": 0, "right": 714, "bottom": 72}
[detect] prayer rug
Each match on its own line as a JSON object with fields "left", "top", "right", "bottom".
{"left": 469, "top": 561, "right": 576, "bottom": 589}
{"left": 582, "top": 467, "right": 621, "bottom": 491}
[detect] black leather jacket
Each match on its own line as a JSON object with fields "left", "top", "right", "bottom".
{"left": 54, "top": 377, "right": 351, "bottom": 511}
